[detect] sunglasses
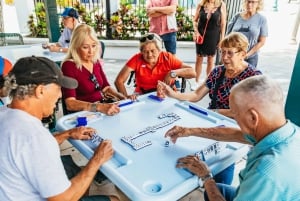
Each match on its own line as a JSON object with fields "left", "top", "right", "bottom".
{"left": 221, "top": 50, "right": 241, "bottom": 58}
{"left": 139, "top": 34, "right": 155, "bottom": 43}
{"left": 90, "top": 74, "right": 100, "bottom": 90}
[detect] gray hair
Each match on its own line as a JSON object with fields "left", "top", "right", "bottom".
{"left": 231, "top": 75, "right": 284, "bottom": 108}
{"left": 139, "top": 33, "right": 163, "bottom": 52}
{"left": 3, "top": 74, "right": 37, "bottom": 100}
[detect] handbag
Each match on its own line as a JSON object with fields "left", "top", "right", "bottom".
{"left": 196, "top": 16, "right": 209, "bottom": 45}
{"left": 196, "top": 35, "right": 204, "bottom": 44}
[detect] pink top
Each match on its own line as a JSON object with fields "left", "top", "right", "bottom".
{"left": 147, "top": 0, "right": 178, "bottom": 35}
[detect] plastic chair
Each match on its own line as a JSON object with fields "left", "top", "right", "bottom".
{"left": 100, "top": 41, "right": 105, "bottom": 59}
{"left": 127, "top": 72, "right": 187, "bottom": 93}
{"left": 0, "top": 33, "right": 24, "bottom": 46}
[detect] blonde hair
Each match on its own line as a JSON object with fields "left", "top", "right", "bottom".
{"left": 139, "top": 33, "right": 163, "bottom": 52}
{"left": 242, "top": 0, "right": 264, "bottom": 12}
{"left": 63, "top": 24, "right": 100, "bottom": 69}
{"left": 199, "top": 0, "right": 223, "bottom": 7}
{"left": 220, "top": 32, "right": 249, "bottom": 52}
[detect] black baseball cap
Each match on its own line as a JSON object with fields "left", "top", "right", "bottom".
{"left": 11, "top": 56, "right": 78, "bottom": 89}
{"left": 61, "top": 7, "right": 79, "bottom": 19}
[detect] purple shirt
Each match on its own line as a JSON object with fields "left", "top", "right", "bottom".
{"left": 61, "top": 60, "right": 110, "bottom": 102}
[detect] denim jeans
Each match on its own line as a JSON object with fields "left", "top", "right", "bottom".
{"left": 160, "top": 32, "right": 177, "bottom": 54}
{"left": 213, "top": 163, "right": 235, "bottom": 185}
{"left": 204, "top": 183, "right": 237, "bottom": 201}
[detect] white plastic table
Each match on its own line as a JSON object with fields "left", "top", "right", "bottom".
{"left": 56, "top": 93, "right": 249, "bottom": 201}
{"left": 0, "top": 43, "right": 65, "bottom": 64}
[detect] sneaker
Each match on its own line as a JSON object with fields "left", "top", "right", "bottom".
{"left": 191, "top": 84, "right": 199, "bottom": 91}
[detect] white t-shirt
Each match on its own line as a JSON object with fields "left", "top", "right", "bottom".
{"left": 0, "top": 107, "right": 71, "bottom": 201}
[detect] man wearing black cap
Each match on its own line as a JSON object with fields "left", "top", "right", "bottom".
{"left": 0, "top": 56, "right": 119, "bottom": 201}
{"left": 45, "top": 7, "right": 80, "bottom": 53}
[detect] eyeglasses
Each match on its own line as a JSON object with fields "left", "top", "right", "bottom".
{"left": 139, "top": 34, "right": 155, "bottom": 43}
{"left": 221, "top": 50, "right": 241, "bottom": 58}
{"left": 90, "top": 74, "right": 100, "bottom": 90}
{"left": 247, "top": 0, "right": 259, "bottom": 4}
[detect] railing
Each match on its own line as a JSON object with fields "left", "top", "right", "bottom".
{"left": 32, "top": 0, "right": 241, "bottom": 40}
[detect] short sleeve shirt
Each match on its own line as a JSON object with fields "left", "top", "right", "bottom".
{"left": 126, "top": 51, "right": 182, "bottom": 93}
{"left": 58, "top": 27, "right": 72, "bottom": 48}
{"left": 206, "top": 65, "right": 262, "bottom": 109}
{"left": 235, "top": 121, "right": 300, "bottom": 200}
{"left": 230, "top": 13, "right": 268, "bottom": 58}
{"left": 147, "top": 0, "right": 178, "bottom": 35}
{"left": 0, "top": 107, "right": 71, "bottom": 200}
{"left": 61, "top": 60, "right": 110, "bottom": 102}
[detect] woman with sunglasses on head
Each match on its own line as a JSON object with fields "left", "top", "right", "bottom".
{"left": 61, "top": 24, "right": 126, "bottom": 115}
{"left": 157, "top": 32, "right": 262, "bottom": 185}
{"left": 227, "top": 0, "right": 268, "bottom": 67}
{"left": 114, "top": 33, "right": 196, "bottom": 100}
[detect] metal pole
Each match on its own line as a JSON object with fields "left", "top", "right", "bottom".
{"left": 272, "top": 0, "right": 278, "bottom": 12}
{"left": 290, "top": 3, "right": 300, "bottom": 44}
{"left": 44, "top": 0, "right": 60, "bottom": 42}
{"left": 105, "top": 0, "right": 112, "bottom": 39}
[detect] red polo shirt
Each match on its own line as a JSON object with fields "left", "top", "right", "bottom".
{"left": 126, "top": 51, "right": 182, "bottom": 93}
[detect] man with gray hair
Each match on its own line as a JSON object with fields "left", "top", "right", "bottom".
{"left": 0, "top": 56, "right": 119, "bottom": 201}
{"left": 166, "top": 75, "right": 300, "bottom": 201}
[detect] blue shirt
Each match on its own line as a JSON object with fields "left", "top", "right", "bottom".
{"left": 227, "top": 12, "right": 268, "bottom": 59}
{"left": 58, "top": 27, "right": 72, "bottom": 48}
{"left": 234, "top": 121, "right": 300, "bottom": 201}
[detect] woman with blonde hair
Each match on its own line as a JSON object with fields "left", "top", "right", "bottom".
{"left": 227, "top": 0, "right": 268, "bottom": 67}
{"left": 192, "top": 0, "right": 227, "bottom": 90}
{"left": 61, "top": 24, "right": 125, "bottom": 115}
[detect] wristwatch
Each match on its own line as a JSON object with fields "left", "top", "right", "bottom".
{"left": 198, "top": 172, "right": 213, "bottom": 188}
{"left": 90, "top": 103, "right": 97, "bottom": 112}
{"left": 170, "top": 70, "right": 177, "bottom": 78}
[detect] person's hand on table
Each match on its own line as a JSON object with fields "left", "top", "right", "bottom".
{"left": 67, "top": 126, "right": 96, "bottom": 140}
{"left": 126, "top": 94, "right": 139, "bottom": 101}
{"left": 93, "top": 140, "right": 114, "bottom": 165}
{"left": 176, "top": 155, "right": 211, "bottom": 178}
{"left": 157, "top": 80, "right": 176, "bottom": 98}
{"left": 99, "top": 103, "right": 120, "bottom": 116}
{"left": 165, "top": 125, "right": 188, "bottom": 143}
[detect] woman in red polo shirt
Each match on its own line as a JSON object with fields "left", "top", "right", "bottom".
{"left": 114, "top": 33, "right": 195, "bottom": 99}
